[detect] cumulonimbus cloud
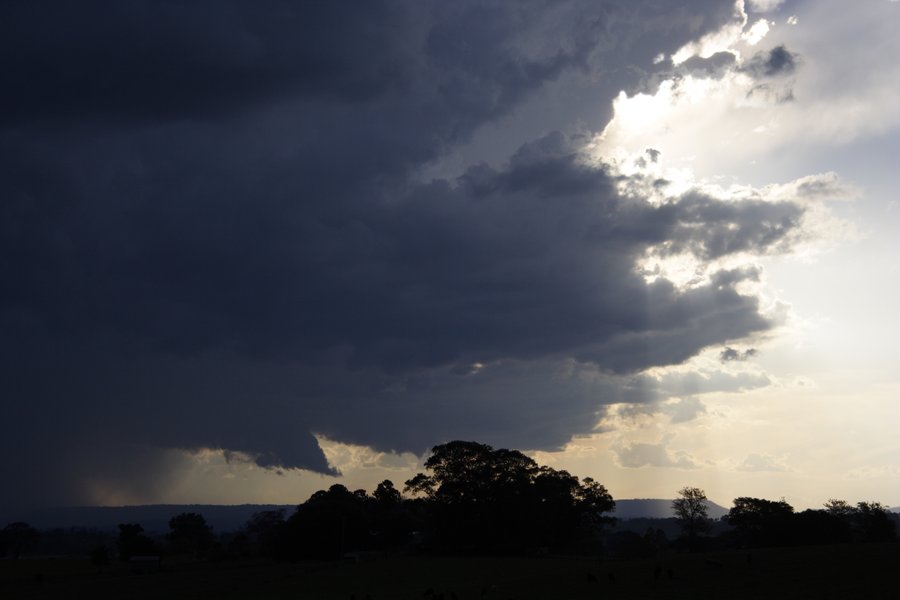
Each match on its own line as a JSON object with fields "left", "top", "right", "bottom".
{"left": 0, "top": 0, "right": 841, "bottom": 508}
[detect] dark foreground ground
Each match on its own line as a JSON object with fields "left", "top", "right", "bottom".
{"left": 2, "top": 543, "right": 898, "bottom": 600}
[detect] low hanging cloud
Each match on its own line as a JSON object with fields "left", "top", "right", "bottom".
{"left": 0, "top": 0, "right": 841, "bottom": 509}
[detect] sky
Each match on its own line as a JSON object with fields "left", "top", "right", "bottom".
{"left": 2, "top": 0, "right": 899, "bottom": 514}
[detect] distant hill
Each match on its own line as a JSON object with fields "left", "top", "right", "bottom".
{"left": 613, "top": 498, "right": 728, "bottom": 520}
{"left": 7, "top": 504, "right": 296, "bottom": 533}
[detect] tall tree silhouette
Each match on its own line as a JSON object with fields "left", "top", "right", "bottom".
{"left": 672, "top": 487, "right": 709, "bottom": 550}
{"left": 168, "top": 512, "right": 213, "bottom": 558}
{"left": 854, "top": 501, "right": 896, "bottom": 542}
{"left": 283, "top": 484, "right": 371, "bottom": 559}
{"left": 116, "top": 524, "right": 158, "bottom": 560}
{"left": 405, "top": 441, "right": 614, "bottom": 553}
{"left": 245, "top": 509, "right": 286, "bottom": 558}
{"left": 1, "top": 522, "right": 38, "bottom": 559}
{"left": 724, "top": 497, "right": 794, "bottom": 547}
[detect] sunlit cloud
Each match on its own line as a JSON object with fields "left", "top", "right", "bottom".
{"left": 742, "top": 19, "right": 771, "bottom": 46}
{"left": 671, "top": 1, "right": 748, "bottom": 65}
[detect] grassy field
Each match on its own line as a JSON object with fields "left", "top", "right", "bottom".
{"left": 2, "top": 543, "right": 898, "bottom": 599}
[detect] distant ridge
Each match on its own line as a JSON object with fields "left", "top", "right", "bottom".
{"left": 614, "top": 498, "right": 728, "bottom": 520}
{"left": 8, "top": 504, "right": 296, "bottom": 533}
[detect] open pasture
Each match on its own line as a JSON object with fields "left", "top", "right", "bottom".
{"left": 2, "top": 543, "right": 898, "bottom": 600}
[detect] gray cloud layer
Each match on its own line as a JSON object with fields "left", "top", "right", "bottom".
{"left": 0, "top": 0, "right": 817, "bottom": 509}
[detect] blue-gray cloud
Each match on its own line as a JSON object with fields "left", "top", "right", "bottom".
{"left": 720, "top": 347, "right": 759, "bottom": 362}
{"left": 742, "top": 45, "right": 800, "bottom": 79}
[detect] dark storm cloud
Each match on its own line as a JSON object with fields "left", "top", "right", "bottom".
{"left": 1, "top": 0, "right": 812, "bottom": 509}
{"left": 268, "top": 139, "right": 792, "bottom": 374}
{"left": 0, "top": 2, "right": 415, "bottom": 123}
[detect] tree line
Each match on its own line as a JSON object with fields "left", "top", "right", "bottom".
{"left": 244, "top": 440, "right": 616, "bottom": 560}
{"left": 668, "top": 487, "right": 896, "bottom": 552}
{"left": 2, "top": 441, "right": 897, "bottom": 562}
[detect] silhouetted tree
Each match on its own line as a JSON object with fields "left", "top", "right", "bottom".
{"left": 854, "top": 501, "right": 896, "bottom": 543}
{"left": 672, "top": 487, "right": 709, "bottom": 550}
{"left": 116, "top": 523, "right": 158, "bottom": 560}
{"left": 1, "top": 522, "right": 39, "bottom": 559}
{"left": 253, "top": 441, "right": 615, "bottom": 559}
{"left": 374, "top": 479, "right": 402, "bottom": 505}
{"left": 824, "top": 498, "right": 856, "bottom": 518}
{"left": 404, "top": 441, "right": 533, "bottom": 551}
{"left": 818, "top": 499, "right": 896, "bottom": 543}
{"left": 371, "top": 479, "right": 412, "bottom": 548}
{"left": 404, "top": 440, "right": 614, "bottom": 553}
{"left": 724, "top": 497, "right": 794, "bottom": 547}
{"left": 19, "top": 527, "right": 114, "bottom": 558}
{"left": 212, "top": 530, "right": 249, "bottom": 559}
{"left": 528, "top": 466, "right": 582, "bottom": 549}
{"left": 245, "top": 509, "right": 286, "bottom": 558}
{"left": 167, "top": 512, "right": 213, "bottom": 558}
{"left": 283, "top": 484, "right": 372, "bottom": 559}
{"left": 793, "top": 509, "right": 852, "bottom": 545}
{"left": 404, "top": 473, "right": 436, "bottom": 499}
